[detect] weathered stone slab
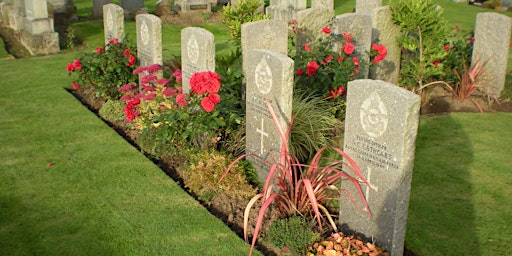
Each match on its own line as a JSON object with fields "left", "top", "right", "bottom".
{"left": 295, "top": 8, "right": 334, "bottom": 54}
{"left": 93, "top": 0, "right": 112, "bottom": 18}
{"left": 181, "top": 27, "right": 215, "bottom": 93}
{"left": 332, "top": 13, "right": 372, "bottom": 78}
{"left": 103, "top": 3, "right": 124, "bottom": 44}
{"left": 355, "top": 0, "right": 382, "bottom": 16}
{"left": 369, "top": 6, "right": 401, "bottom": 84}
{"left": 340, "top": 79, "right": 420, "bottom": 256}
{"left": 471, "top": 12, "right": 512, "bottom": 97}
{"left": 311, "top": 0, "right": 333, "bottom": 10}
{"left": 136, "top": 14, "right": 162, "bottom": 67}
{"left": 120, "top": 0, "right": 147, "bottom": 19}
{"left": 245, "top": 49, "right": 294, "bottom": 183}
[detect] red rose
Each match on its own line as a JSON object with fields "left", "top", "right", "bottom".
{"left": 190, "top": 71, "right": 221, "bottom": 94}
{"left": 433, "top": 61, "right": 440, "bottom": 68}
{"left": 201, "top": 97, "right": 215, "bottom": 112}
{"left": 95, "top": 47, "right": 104, "bottom": 54}
{"left": 208, "top": 93, "right": 221, "bottom": 104}
{"left": 296, "top": 69, "right": 304, "bottom": 76}
{"left": 337, "top": 55, "right": 343, "bottom": 63}
{"left": 343, "top": 43, "right": 355, "bottom": 55}
{"left": 66, "top": 63, "right": 75, "bottom": 72}
{"left": 304, "top": 43, "right": 311, "bottom": 52}
{"left": 108, "top": 38, "right": 119, "bottom": 45}
{"left": 444, "top": 44, "right": 451, "bottom": 53}
{"left": 352, "top": 57, "right": 359, "bottom": 66}
{"left": 176, "top": 93, "right": 189, "bottom": 107}
{"left": 306, "top": 61, "right": 319, "bottom": 76}
{"left": 73, "top": 59, "right": 82, "bottom": 69}
{"left": 322, "top": 27, "right": 331, "bottom": 34}
{"left": 71, "top": 82, "right": 80, "bottom": 90}
{"left": 123, "top": 49, "right": 131, "bottom": 57}
{"left": 128, "top": 55, "right": 136, "bottom": 67}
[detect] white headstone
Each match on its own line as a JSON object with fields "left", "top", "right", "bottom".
{"left": 340, "top": 79, "right": 420, "bottom": 256}
{"left": 136, "top": 14, "right": 162, "bottom": 68}
{"left": 471, "top": 12, "right": 512, "bottom": 98}
{"left": 245, "top": 49, "right": 294, "bottom": 183}
{"left": 103, "top": 4, "right": 124, "bottom": 44}
{"left": 181, "top": 27, "right": 215, "bottom": 93}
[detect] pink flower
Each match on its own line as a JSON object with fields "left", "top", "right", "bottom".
{"left": 176, "top": 93, "right": 189, "bottom": 107}
{"left": 128, "top": 55, "right": 136, "bottom": 67}
{"left": 304, "top": 43, "right": 311, "bottom": 52}
{"left": 290, "top": 19, "right": 297, "bottom": 24}
{"left": 173, "top": 69, "right": 182, "bottom": 82}
{"left": 71, "top": 82, "right": 80, "bottom": 90}
{"left": 444, "top": 44, "right": 451, "bottom": 53}
{"left": 120, "top": 93, "right": 133, "bottom": 101}
{"left": 322, "top": 27, "right": 331, "bottom": 34}
{"left": 142, "top": 93, "right": 156, "bottom": 101}
{"left": 108, "top": 38, "right": 119, "bottom": 45}
{"left": 133, "top": 66, "right": 147, "bottom": 75}
{"left": 208, "top": 93, "right": 221, "bottom": 104}
{"left": 123, "top": 98, "right": 140, "bottom": 122}
{"left": 343, "top": 43, "right": 355, "bottom": 55}
{"left": 201, "top": 97, "right": 215, "bottom": 112}
{"left": 147, "top": 64, "right": 162, "bottom": 73}
{"left": 142, "top": 86, "right": 156, "bottom": 92}
{"left": 352, "top": 57, "right": 359, "bottom": 66}
{"left": 96, "top": 47, "right": 104, "bottom": 54}
{"left": 190, "top": 71, "right": 221, "bottom": 94}
{"left": 156, "top": 78, "right": 170, "bottom": 85}
{"left": 140, "top": 75, "right": 157, "bottom": 84}
{"left": 306, "top": 61, "right": 319, "bottom": 76}
{"left": 118, "top": 83, "right": 137, "bottom": 92}
{"left": 296, "top": 69, "right": 304, "bottom": 76}
{"left": 162, "top": 87, "right": 178, "bottom": 97}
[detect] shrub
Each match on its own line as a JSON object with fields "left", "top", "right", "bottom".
{"left": 99, "top": 99, "right": 126, "bottom": 123}
{"left": 181, "top": 151, "right": 257, "bottom": 203}
{"left": 67, "top": 38, "right": 138, "bottom": 99}
{"left": 218, "top": 99, "right": 371, "bottom": 256}
{"left": 390, "top": 0, "right": 450, "bottom": 92}
{"left": 221, "top": 0, "right": 268, "bottom": 46}
{"left": 266, "top": 216, "right": 320, "bottom": 255}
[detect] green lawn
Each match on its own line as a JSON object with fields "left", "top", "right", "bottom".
{"left": 1, "top": 1, "right": 511, "bottom": 255}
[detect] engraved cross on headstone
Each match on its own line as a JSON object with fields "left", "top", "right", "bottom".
{"left": 256, "top": 119, "right": 269, "bottom": 155}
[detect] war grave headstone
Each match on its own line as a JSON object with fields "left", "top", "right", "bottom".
{"left": 295, "top": 8, "right": 334, "bottom": 55}
{"left": 175, "top": 0, "right": 211, "bottom": 13}
{"left": 266, "top": 0, "right": 306, "bottom": 22}
{"left": 355, "top": 0, "right": 382, "bottom": 16}
{"left": 92, "top": 0, "right": 112, "bottom": 18}
{"left": 103, "top": 3, "right": 124, "bottom": 44}
{"left": 241, "top": 19, "right": 288, "bottom": 80}
{"left": 369, "top": 6, "right": 401, "bottom": 84}
{"left": 340, "top": 79, "right": 421, "bottom": 256}
{"left": 245, "top": 49, "right": 294, "bottom": 183}
{"left": 471, "top": 12, "right": 512, "bottom": 98}
{"left": 181, "top": 27, "right": 215, "bottom": 93}
{"left": 136, "top": 14, "right": 162, "bottom": 68}
{"left": 332, "top": 13, "right": 372, "bottom": 78}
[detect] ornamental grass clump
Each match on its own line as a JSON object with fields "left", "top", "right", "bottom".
{"left": 218, "top": 99, "right": 371, "bottom": 256}
{"left": 66, "top": 38, "right": 138, "bottom": 99}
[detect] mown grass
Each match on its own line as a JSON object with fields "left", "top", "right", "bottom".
{"left": 0, "top": 55, "right": 261, "bottom": 255}
{"left": 1, "top": 1, "right": 511, "bottom": 255}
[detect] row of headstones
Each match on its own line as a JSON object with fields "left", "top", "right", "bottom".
{"left": 94, "top": 0, "right": 214, "bottom": 18}
{"left": 0, "top": 0, "right": 59, "bottom": 55}
{"left": 267, "top": 0, "right": 511, "bottom": 97}
{"left": 103, "top": 3, "right": 510, "bottom": 256}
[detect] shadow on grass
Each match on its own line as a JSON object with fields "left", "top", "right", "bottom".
{"left": 406, "top": 114, "right": 479, "bottom": 255}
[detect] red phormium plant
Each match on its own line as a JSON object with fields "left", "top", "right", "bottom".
{"left": 218, "top": 99, "right": 371, "bottom": 256}
{"left": 453, "top": 58, "right": 490, "bottom": 100}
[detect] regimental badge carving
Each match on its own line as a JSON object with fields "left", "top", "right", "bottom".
{"left": 187, "top": 34, "right": 199, "bottom": 65}
{"left": 106, "top": 10, "right": 114, "bottom": 31}
{"left": 360, "top": 92, "right": 388, "bottom": 138}
{"left": 140, "top": 19, "right": 149, "bottom": 46}
{"left": 255, "top": 57, "right": 272, "bottom": 95}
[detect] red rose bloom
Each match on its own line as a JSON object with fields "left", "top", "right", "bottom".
{"left": 337, "top": 55, "right": 343, "bottom": 63}
{"left": 128, "top": 55, "right": 136, "bottom": 67}
{"left": 190, "top": 71, "right": 221, "bottom": 94}
{"left": 67, "top": 63, "right": 75, "bottom": 72}
{"left": 123, "top": 49, "right": 131, "bottom": 57}
{"left": 306, "top": 61, "right": 320, "bottom": 76}
{"left": 71, "top": 82, "right": 80, "bottom": 90}
{"left": 373, "top": 54, "right": 385, "bottom": 64}
{"left": 343, "top": 43, "right": 355, "bottom": 55}
{"left": 72, "top": 59, "right": 82, "bottom": 69}
{"left": 444, "top": 44, "right": 451, "bottom": 53}
{"left": 208, "top": 93, "right": 221, "bottom": 104}
{"left": 433, "top": 61, "right": 440, "bottom": 68}
{"left": 352, "top": 57, "right": 360, "bottom": 66}
{"left": 176, "top": 94, "right": 189, "bottom": 107}
{"left": 201, "top": 97, "right": 215, "bottom": 112}
{"left": 322, "top": 27, "right": 331, "bottom": 34}
{"left": 296, "top": 69, "right": 304, "bottom": 76}
{"left": 108, "top": 38, "right": 119, "bottom": 45}
{"left": 96, "top": 47, "right": 104, "bottom": 54}
{"left": 304, "top": 43, "right": 311, "bottom": 52}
